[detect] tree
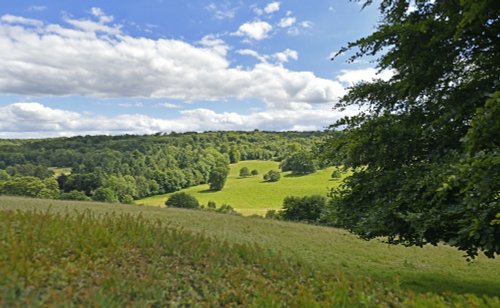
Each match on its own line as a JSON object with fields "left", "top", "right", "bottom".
{"left": 280, "top": 152, "right": 316, "bottom": 175}
{"left": 165, "top": 192, "right": 200, "bottom": 209}
{"left": 208, "top": 166, "right": 229, "bottom": 191}
{"left": 250, "top": 169, "right": 259, "bottom": 176}
{"left": 239, "top": 167, "right": 250, "bottom": 177}
{"left": 281, "top": 195, "right": 326, "bottom": 223}
{"left": 92, "top": 187, "right": 118, "bottom": 203}
{"left": 327, "top": 0, "right": 500, "bottom": 258}
{"left": 228, "top": 147, "right": 241, "bottom": 164}
{"left": 263, "top": 170, "right": 280, "bottom": 182}
{"left": 0, "top": 170, "right": 9, "bottom": 181}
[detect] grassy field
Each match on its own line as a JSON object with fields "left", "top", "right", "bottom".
{"left": 1, "top": 196, "right": 499, "bottom": 302}
{"left": 48, "top": 167, "right": 72, "bottom": 177}
{"left": 137, "top": 160, "right": 346, "bottom": 215}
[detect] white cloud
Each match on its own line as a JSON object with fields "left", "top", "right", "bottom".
{"left": 206, "top": 2, "right": 237, "bottom": 20}
{"left": 157, "top": 102, "right": 181, "bottom": 109}
{"left": 264, "top": 2, "right": 281, "bottom": 14}
{"left": 238, "top": 48, "right": 298, "bottom": 64}
{"left": 337, "top": 68, "right": 395, "bottom": 86}
{"left": 0, "top": 14, "right": 344, "bottom": 109}
{"left": 118, "top": 102, "right": 144, "bottom": 107}
{"left": 234, "top": 20, "right": 272, "bottom": 40}
{"left": 1, "top": 14, "right": 43, "bottom": 27}
{"left": 300, "top": 21, "right": 313, "bottom": 28}
{"left": 278, "top": 16, "right": 296, "bottom": 28}
{"left": 90, "top": 7, "right": 114, "bottom": 24}
{"left": 273, "top": 49, "right": 298, "bottom": 63}
{"left": 0, "top": 102, "right": 355, "bottom": 138}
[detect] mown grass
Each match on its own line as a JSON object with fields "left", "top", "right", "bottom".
{"left": 1, "top": 209, "right": 498, "bottom": 306}
{"left": 1, "top": 196, "right": 499, "bottom": 300}
{"left": 137, "top": 160, "right": 346, "bottom": 215}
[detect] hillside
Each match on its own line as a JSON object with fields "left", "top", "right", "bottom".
{"left": 1, "top": 196, "right": 499, "bottom": 301}
{"left": 136, "top": 161, "right": 346, "bottom": 215}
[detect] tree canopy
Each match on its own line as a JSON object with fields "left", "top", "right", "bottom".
{"left": 327, "top": 0, "right": 499, "bottom": 258}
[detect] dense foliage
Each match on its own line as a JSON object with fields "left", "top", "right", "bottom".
{"left": 166, "top": 192, "right": 200, "bottom": 209}
{"left": 0, "top": 131, "right": 324, "bottom": 202}
{"left": 263, "top": 170, "right": 281, "bottom": 182}
{"left": 280, "top": 151, "right": 317, "bottom": 175}
{"left": 281, "top": 195, "right": 327, "bottom": 223}
{"left": 326, "top": 0, "right": 499, "bottom": 258}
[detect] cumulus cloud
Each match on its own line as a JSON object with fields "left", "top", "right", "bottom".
{"left": 337, "top": 68, "right": 395, "bottom": 86}
{"left": 0, "top": 14, "right": 344, "bottom": 108}
{"left": 234, "top": 20, "right": 272, "bottom": 40}
{"left": 0, "top": 102, "right": 355, "bottom": 138}
{"left": 264, "top": 2, "right": 281, "bottom": 14}
{"left": 1, "top": 14, "right": 43, "bottom": 27}
{"left": 278, "top": 16, "right": 296, "bottom": 28}
{"left": 273, "top": 49, "right": 298, "bottom": 63}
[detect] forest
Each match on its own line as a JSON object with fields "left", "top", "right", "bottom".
{"left": 0, "top": 131, "right": 328, "bottom": 203}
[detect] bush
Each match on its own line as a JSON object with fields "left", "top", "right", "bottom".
{"left": 207, "top": 200, "right": 216, "bottom": 209}
{"left": 165, "top": 192, "right": 200, "bottom": 209}
{"left": 239, "top": 167, "right": 250, "bottom": 177}
{"left": 281, "top": 195, "right": 327, "bottom": 223}
{"left": 331, "top": 170, "right": 341, "bottom": 179}
{"left": 263, "top": 170, "right": 281, "bottom": 182}
{"left": 60, "top": 190, "right": 91, "bottom": 201}
{"left": 251, "top": 169, "right": 259, "bottom": 176}
{"left": 265, "top": 209, "right": 282, "bottom": 220}
{"left": 216, "top": 204, "right": 239, "bottom": 215}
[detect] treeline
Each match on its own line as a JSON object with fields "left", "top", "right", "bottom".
{"left": 0, "top": 131, "right": 327, "bottom": 202}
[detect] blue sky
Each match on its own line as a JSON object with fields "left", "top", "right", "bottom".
{"left": 0, "top": 0, "right": 389, "bottom": 138}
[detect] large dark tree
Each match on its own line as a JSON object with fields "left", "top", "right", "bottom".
{"left": 327, "top": 0, "right": 499, "bottom": 258}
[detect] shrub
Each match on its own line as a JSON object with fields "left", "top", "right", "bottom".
{"left": 60, "top": 190, "right": 91, "bottom": 201}
{"left": 239, "top": 167, "right": 250, "bottom": 177}
{"left": 207, "top": 200, "right": 216, "bottom": 209}
{"left": 265, "top": 209, "right": 282, "bottom": 220}
{"left": 251, "top": 169, "right": 259, "bottom": 176}
{"left": 331, "top": 170, "right": 341, "bottom": 179}
{"left": 165, "top": 192, "right": 200, "bottom": 209}
{"left": 263, "top": 170, "right": 280, "bottom": 182}
{"left": 216, "top": 204, "right": 239, "bottom": 215}
{"left": 281, "top": 195, "right": 326, "bottom": 223}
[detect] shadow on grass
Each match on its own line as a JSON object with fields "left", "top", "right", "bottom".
{"left": 198, "top": 189, "right": 217, "bottom": 194}
{"left": 399, "top": 271, "right": 500, "bottom": 297}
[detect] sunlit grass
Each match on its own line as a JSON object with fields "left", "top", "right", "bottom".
{"left": 0, "top": 207, "right": 498, "bottom": 306}
{"left": 137, "top": 160, "right": 347, "bottom": 215}
{"left": 1, "top": 196, "right": 499, "bottom": 299}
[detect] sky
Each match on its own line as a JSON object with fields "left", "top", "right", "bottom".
{"left": 0, "top": 0, "right": 389, "bottom": 138}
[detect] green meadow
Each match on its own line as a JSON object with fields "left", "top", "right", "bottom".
{"left": 137, "top": 160, "right": 346, "bottom": 215}
{"left": 1, "top": 195, "right": 499, "bottom": 303}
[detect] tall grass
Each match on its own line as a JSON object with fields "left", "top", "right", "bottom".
{"left": 1, "top": 210, "right": 498, "bottom": 306}
{"left": 2, "top": 196, "right": 500, "bottom": 297}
